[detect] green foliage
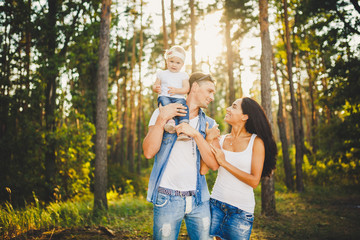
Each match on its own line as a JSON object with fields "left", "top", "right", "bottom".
{"left": 313, "top": 56, "right": 360, "bottom": 184}
{"left": 107, "top": 164, "right": 148, "bottom": 197}
{"left": 54, "top": 110, "right": 96, "bottom": 200}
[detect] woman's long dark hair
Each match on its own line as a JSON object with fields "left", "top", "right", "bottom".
{"left": 241, "top": 97, "right": 277, "bottom": 177}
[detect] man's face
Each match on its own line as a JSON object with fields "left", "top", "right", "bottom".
{"left": 193, "top": 81, "right": 215, "bottom": 108}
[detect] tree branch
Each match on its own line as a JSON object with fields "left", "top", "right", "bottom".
{"left": 335, "top": 7, "right": 360, "bottom": 35}
{"left": 59, "top": 6, "right": 83, "bottom": 57}
{"left": 350, "top": 0, "right": 360, "bottom": 14}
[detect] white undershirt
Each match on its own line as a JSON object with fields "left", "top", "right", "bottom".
{"left": 149, "top": 109, "right": 198, "bottom": 191}
{"left": 211, "top": 134, "right": 257, "bottom": 213}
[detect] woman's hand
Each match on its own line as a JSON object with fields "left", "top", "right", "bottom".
{"left": 210, "top": 144, "right": 226, "bottom": 166}
{"left": 205, "top": 122, "right": 220, "bottom": 143}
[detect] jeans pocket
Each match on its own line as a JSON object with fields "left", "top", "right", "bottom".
{"left": 242, "top": 211, "right": 254, "bottom": 223}
{"left": 155, "top": 192, "right": 169, "bottom": 207}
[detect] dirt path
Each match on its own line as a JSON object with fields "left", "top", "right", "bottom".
{"left": 11, "top": 227, "right": 152, "bottom": 240}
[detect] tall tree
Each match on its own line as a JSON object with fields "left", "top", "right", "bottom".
{"left": 190, "top": 0, "right": 196, "bottom": 72}
{"left": 259, "top": 0, "right": 276, "bottom": 216}
{"left": 273, "top": 53, "right": 293, "bottom": 190}
{"left": 170, "top": 0, "right": 176, "bottom": 45}
{"left": 127, "top": 9, "right": 137, "bottom": 173}
{"left": 43, "top": 0, "right": 58, "bottom": 201}
{"left": 120, "top": 27, "right": 130, "bottom": 167}
{"left": 225, "top": 12, "right": 235, "bottom": 107}
{"left": 161, "top": 0, "right": 168, "bottom": 50}
{"left": 137, "top": 0, "right": 144, "bottom": 175}
{"left": 222, "top": 0, "right": 256, "bottom": 106}
{"left": 283, "top": 0, "right": 304, "bottom": 192}
{"left": 94, "top": 0, "right": 111, "bottom": 210}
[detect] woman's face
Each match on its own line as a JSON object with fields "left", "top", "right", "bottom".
{"left": 224, "top": 98, "right": 247, "bottom": 125}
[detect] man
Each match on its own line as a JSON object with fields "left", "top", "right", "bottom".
{"left": 143, "top": 72, "right": 219, "bottom": 239}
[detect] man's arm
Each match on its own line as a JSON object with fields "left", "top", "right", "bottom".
{"left": 143, "top": 103, "right": 187, "bottom": 159}
{"left": 175, "top": 122, "right": 220, "bottom": 170}
{"left": 200, "top": 122, "right": 221, "bottom": 175}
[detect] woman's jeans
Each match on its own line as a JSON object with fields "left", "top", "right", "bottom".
{"left": 157, "top": 96, "right": 189, "bottom": 124}
{"left": 153, "top": 192, "right": 211, "bottom": 240}
{"left": 210, "top": 198, "right": 254, "bottom": 240}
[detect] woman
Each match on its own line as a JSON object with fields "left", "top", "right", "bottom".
{"left": 202, "top": 97, "right": 277, "bottom": 240}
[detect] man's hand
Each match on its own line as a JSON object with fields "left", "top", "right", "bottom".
{"left": 158, "top": 103, "right": 187, "bottom": 122}
{"left": 175, "top": 122, "right": 199, "bottom": 138}
{"left": 205, "top": 122, "right": 220, "bottom": 142}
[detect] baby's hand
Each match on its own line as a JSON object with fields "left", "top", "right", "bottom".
{"left": 154, "top": 84, "right": 161, "bottom": 94}
{"left": 168, "top": 87, "right": 177, "bottom": 96}
{"left": 205, "top": 122, "right": 220, "bottom": 142}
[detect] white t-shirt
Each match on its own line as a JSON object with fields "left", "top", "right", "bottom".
{"left": 211, "top": 134, "right": 257, "bottom": 213}
{"left": 149, "top": 108, "right": 198, "bottom": 191}
{"left": 157, "top": 69, "right": 189, "bottom": 99}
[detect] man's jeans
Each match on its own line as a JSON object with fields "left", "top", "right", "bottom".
{"left": 153, "top": 192, "right": 211, "bottom": 240}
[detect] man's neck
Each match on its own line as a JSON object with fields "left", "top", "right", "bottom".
{"left": 187, "top": 103, "right": 200, "bottom": 119}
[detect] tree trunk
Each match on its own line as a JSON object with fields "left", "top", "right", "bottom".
{"left": 321, "top": 56, "right": 331, "bottom": 122}
{"left": 259, "top": 0, "right": 276, "bottom": 216}
{"left": 94, "top": 0, "right": 111, "bottom": 210}
{"left": 127, "top": 21, "right": 137, "bottom": 173}
{"left": 44, "top": 0, "right": 58, "bottom": 202}
{"left": 137, "top": 0, "right": 144, "bottom": 175}
{"left": 120, "top": 29, "right": 130, "bottom": 167}
{"left": 272, "top": 53, "right": 293, "bottom": 190}
{"left": 161, "top": 0, "right": 168, "bottom": 50}
{"left": 283, "top": 0, "right": 304, "bottom": 192}
{"left": 305, "top": 52, "right": 317, "bottom": 153}
{"left": 225, "top": 15, "right": 235, "bottom": 107}
{"left": 190, "top": 0, "right": 196, "bottom": 72}
{"left": 115, "top": 36, "right": 121, "bottom": 164}
{"left": 170, "top": 0, "right": 176, "bottom": 45}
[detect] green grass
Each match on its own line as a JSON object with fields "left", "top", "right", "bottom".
{"left": 251, "top": 185, "right": 360, "bottom": 239}
{"left": 0, "top": 193, "right": 153, "bottom": 239}
{"left": 1, "top": 185, "right": 360, "bottom": 239}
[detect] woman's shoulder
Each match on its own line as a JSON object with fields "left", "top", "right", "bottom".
{"left": 253, "top": 135, "right": 264, "bottom": 149}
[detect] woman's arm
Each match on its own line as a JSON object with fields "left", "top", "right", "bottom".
{"left": 168, "top": 79, "right": 190, "bottom": 95}
{"left": 143, "top": 103, "right": 187, "bottom": 159}
{"left": 210, "top": 137, "right": 265, "bottom": 188}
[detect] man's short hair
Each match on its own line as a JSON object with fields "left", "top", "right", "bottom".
{"left": 189, "top": 72, "right": 216, "bottom": 91}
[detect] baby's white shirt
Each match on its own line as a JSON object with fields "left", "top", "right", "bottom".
{"left": 157, "top": 69, "right": 189, "bottom": 99}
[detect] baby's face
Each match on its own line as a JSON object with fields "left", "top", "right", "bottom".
{"left": 166, "top": 56, "right": 184, "bottom": 73}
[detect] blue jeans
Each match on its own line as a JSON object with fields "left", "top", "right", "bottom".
{"left": 157, "top": 96, "right": 189, "bottom": 124}
{"left": 153, "top": 192, "right": 211, "bottom": 240}
{"left": 210, "top": 198, "right": 254, "bottom": 240}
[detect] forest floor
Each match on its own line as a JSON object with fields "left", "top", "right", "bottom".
{"left": 7, "top": 185, "right": 360, "bottom": 240}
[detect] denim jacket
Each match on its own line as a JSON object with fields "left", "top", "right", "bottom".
{"left": 146, "top": 108, "right": 215, "bottom": 206}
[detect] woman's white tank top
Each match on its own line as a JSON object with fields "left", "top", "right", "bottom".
{"left": 210, "top": 134, "right": 257, "bottom": 213}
